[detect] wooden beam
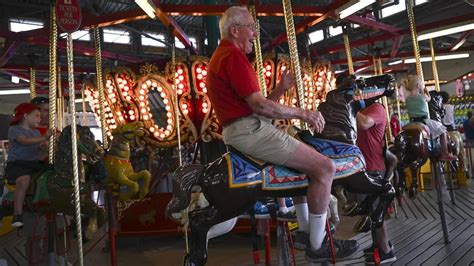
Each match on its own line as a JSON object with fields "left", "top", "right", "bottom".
{"left": 450, "top": 30, "right": 473, "bottom": 51}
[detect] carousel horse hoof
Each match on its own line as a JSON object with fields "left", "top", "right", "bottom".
{"left": 354, "top": 216, "right": 371, "bottom": 233}
{"left": 183, "top": 254, "right": 204, "bottom": 266}
{"left": 342, "top": 202, "right": 359, "bottom": 215}
{"left": 408, "top": 187, "right": 417, "bottom": 199}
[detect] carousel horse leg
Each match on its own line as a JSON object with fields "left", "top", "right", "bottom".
{"left": 334, "top": 172, "right": 394, "bottom": 233}
{"left": 408, "top": 166, "right": 418, "bottom": 199}
{"left": 116, "top": 176, "right": 139, "bottom": 201}
{"left": 447, "top": 161, "right": 457, "bottom": 205}
{"left": 186, "top": 206, "right": 220, "bottom": 266}
{"left": 126, "top": 171, "right": 151, "bottom": 198}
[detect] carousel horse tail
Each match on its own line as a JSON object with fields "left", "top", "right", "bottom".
{"left": 165, "top": 164, "right": 205, "bottom": 219}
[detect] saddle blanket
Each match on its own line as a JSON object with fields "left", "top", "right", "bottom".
{"left": 227, "top": 138, "right": 366, "bottom": 190}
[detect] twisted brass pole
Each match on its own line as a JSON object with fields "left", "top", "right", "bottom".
{"left": 282, "top": 0, "right": 306, "bottom": 129}
{"left": 429, "top": 39, "right": 441, "bottom": 92}
{"left": 249, "top": 5, "right": 267, "bottom": 96}
{"left": 343, "top": 33, "right": 354, "bottom": 74}
{"left": 377, "top": 57, "right": 393, "bottom": 142}
{"left": 406, "top": 0, "right": 423, "bottom": 79}
{"left": 93, "top": 27, "right": 108, "bottom": 148}
{"left": 48, "top": 6, "right": 57, "bottom": 164}
{"left": 30, "top": 67, "right": 36, "bottom": 99}
{"left": 66, "top": 33, "right": 84, "bottom": 266}
{"left": 57, "top": 65, "right": 63, "bottom": 130}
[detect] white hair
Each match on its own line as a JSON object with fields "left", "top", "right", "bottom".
{"left": 219, "top": 6, "right": 249, "bottom": 39}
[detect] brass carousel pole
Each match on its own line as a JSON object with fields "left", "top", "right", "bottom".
{"left": 93, "top": 27, "right": 108, "bottom": 148}
{"left": 372, "top": 56, "right": 378, "bottom": 76}
{"left": 406, "top": 0, "right": 423, "bottom": 79}
{"left": 82, "top": 85, "right": 88, "bottom": 126}
{"left": 57, "top": 65, "right": 63, "bottom": 130}
{"left": 248, "top": 4, "right": 267, "bottom": 96}
{"left": 343, "top": 31, "right": 354, "bottom": 75}
{"left": 66, "top": 31, "right": 84, "bottom": 266}
{"left": 48, "top": 6, "right": 58, "bottom": 164}
{"left": 282, "top": 0, "right": 306, "bottom": 129}
{"left": 429, "top": 39, "right": 441, "bottom": 92}
{"left": 30, "top": 67, "right": 36, "bottom": 99}
{"left": 377, "top": 57, "right": 393, "bottom": 142}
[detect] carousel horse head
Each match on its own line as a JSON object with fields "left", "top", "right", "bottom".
{"left": 317, "top": 73, "right": 395, "bottom": 144}
{"left": 56, "top": 125, "right": 103, "bottom": 170}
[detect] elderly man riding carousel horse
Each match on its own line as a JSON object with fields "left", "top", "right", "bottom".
{"left": 166, "top": 6, "right": 397, "bottom": 265}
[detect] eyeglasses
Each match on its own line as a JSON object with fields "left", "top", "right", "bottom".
{"left": 235, "top": 23, "right": 257, "bottom": 32}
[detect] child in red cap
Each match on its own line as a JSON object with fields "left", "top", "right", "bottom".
{"left": 5, "top": 103, "right": 52, "bottom": 227}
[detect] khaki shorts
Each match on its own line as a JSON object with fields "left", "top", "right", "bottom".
{"left": 222, "top": 114, "right": 300, "bottom": 165}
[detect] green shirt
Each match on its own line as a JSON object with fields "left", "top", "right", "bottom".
{"left": 406, "top": 94, "right": 429, "bottom": 118}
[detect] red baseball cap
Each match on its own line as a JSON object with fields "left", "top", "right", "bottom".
{"left": 10, "top": 103, "right": 40, "bottom": 125}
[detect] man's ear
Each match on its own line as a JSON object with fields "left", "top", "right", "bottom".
{"left": 229, "top": 25, "right": 238, "bottom": 38}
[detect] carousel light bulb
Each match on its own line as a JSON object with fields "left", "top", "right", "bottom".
{"left": 139, "top": 95, "right": 145, "bottom": 101}
{"left": 119, "top": 116, "right": 124, "bottom": 121}
{"left": 118, "top": 84, "right": 124, "bottom": 90}
{"left": 266, "top": 72, "right": 271, "bottom": 77}
{"left": 141, "top": 108, "right": 147, "bottom": 113}
{"left": 177, "top": 68, "right": 183, "bottom": 75}
{"left": 106, "top": 80, "right": 112, "bottom": 85}
{"left": 196, "top": 67, "right": 202, "bottom": 73}
{"left": 167, "top": 118, "right": 173, "bottom": 124}
{"left": 183, "top": 109, "right": 189, "bottom": 115}
{"left": 279, "top": 98, "right": 285, "bottom": 104}
{"left": 317, "top": 86, "right": 322, "bottom": 91}
{"left": 202, "top": 70, "right": 207, "bottom": 76}
{"left": 292, "top": 99, "right": 297, "bottom": 104}
{"left": 117, "top": 78, "right": 123, "bottom": 83}
{"left": 177, "top": 89, "right": 183, "bottom": 95}
{"left": 139, "top": 102, "right": 145, "bottom": 107}
{"left": 124, "top": 86, "right": 129, "bottom": 91}
{"left": 166, "top": 112, "right": 172, "bottom": 118}
{"left": 157, "top": 86, "right": 163, "bottom": 92}
{"left": 141, "top": 84, "right": 148, "bottom": 90}
{"left": 149, "top": 113, "right": 152, "bottom": 118}
{"left": 163, "top": 99, "right": 169, "bottom": 104}
{"left": 160, "top": 92, "right": 166, "bottom": 98}
{"left": 202, "top": 102, "right": 208, "bottom": 108}
{"left": 143, "top": 115, "right": 149, "bottom": 120}
{"left": 150, "top": 127, "right": 155, "bottom": 132}
{"left": 318, "top": 77, "right": 322, "bottom": 82}
{"left": 130, "top": 115, "right": 136, "bottom": 120}
{"left": 178, "top": 83, "right": 184, "bottom": 89}
{"left": 266, "top": 65, "right": 272, "bottom": 70}
{"left": 309, "top": 92, "right": 314, "bottom": 97}
{"left": 146, "top": 80, "right": 152, "bottom": 86}
{"left": 164, "top": 130, "right": 170, "bottom": 135}
{"left": 167, "top": 124, "right": 172, "bottom": 130}
{"left": 197, "top": 74, "right": 203, "bottom": 80}
{"left": 202, "top": 88, "right": 207, "bottom": 93}
{"left": 179, "top": 75, "right": 184, "bottom": 81}
{"left": 202, "top": 108, "right": 208, "bottom": 113}
{"left": 126, "top": 96, "right": 131, "bottom": 101}
{"left": 123, "top": 91, "right": 128, "bottom": 97}
{"left": 182, "top": 104, "right": 188, "bottom": 109}
{"left": 154, "top": 131, "right": 159, "bottom": 137}
{"left": 128, "top": 110, "right": 134, "bottom": 115}
{"left": 165, "top": 105, "right": 171, "bottom": 111}
{"left": 281, "top": 66, "right": 286, "bottom": 71}
{"left": 200, "top": 82, "right": 205, "bottom": 88}
{"left": 152, "top": 82, "right": 157, "bottom": 88}
{"left": 309, "top": 99, "right": 313, "bottom": 103}
{"left": 139, "top": 89, "right": 145, "bottom": 95}
{"left": 158, "top": 133, "right": 165, "bottom": 138}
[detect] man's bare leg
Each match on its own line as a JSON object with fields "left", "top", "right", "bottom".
{"left": 284, "top": 143, "right": 335, "bottom": 249}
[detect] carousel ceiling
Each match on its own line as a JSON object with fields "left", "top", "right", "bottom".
{"left": 0, "top": 0, "right": 472, "bottom": 99}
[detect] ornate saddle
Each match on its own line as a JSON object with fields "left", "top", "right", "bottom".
{"left": 225, "top": 131, "right": 366, "bottom": 190}
{"left": 403, "top": 123, "right": 431, "bottom": 139}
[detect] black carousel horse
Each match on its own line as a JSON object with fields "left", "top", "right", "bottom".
{"left": 1, "top": 125, "right": 104, "bottom": 230}
{"left": 166, "top": 74, "right": 396, "bottom": 265}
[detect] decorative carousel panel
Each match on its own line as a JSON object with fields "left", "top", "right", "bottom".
{"left": 165, "top": 60, "right": 198, "bottom": 143}
{"left": 84, "top": 81, "right": 115, "bottom": 138}
{"left": 262, "top": 58, "right": 276, "bottom": 93}
{"left": 313, "top": 64, "right": 335, "bottom": 107}
{"left": 106, "top": 68, "right": 140, "bottom": 124}
{"left": 136, "top": 74, "right": 179, "bottom": 144}
{"left": 190, "top": 59, "right": 222, "bottom": 142}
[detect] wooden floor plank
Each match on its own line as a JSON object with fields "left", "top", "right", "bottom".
{"left": 390, "top": 219, "right": 460, "bottom": 266}
{"left": 420, "top": 222, "right": 474, "bottom": 265}
{"left": 453, "top": 246, "right": 474, "bottom": 266}
{"left": 407, "top": 221, "right": 473, "bottom": 265}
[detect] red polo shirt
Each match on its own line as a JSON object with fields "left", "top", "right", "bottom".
{"left": 357, "top": 103, "right": 387, "bottom": 172}
{"left": 207, "top": 39, "right": 260, "bottom": 126}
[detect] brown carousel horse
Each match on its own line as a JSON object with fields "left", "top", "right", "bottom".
{"left": 1, "top": 125, "right": 104, "bottom": 230}
{"left": 166, "top": 74, "right": 396, "bottom": 265}
{"left": 391, "top": 90, "right": 456, "bottom": 243}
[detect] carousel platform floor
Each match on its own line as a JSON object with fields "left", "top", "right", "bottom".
{"left": 0, "top": 181, "right": 473, "bottom": 265}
